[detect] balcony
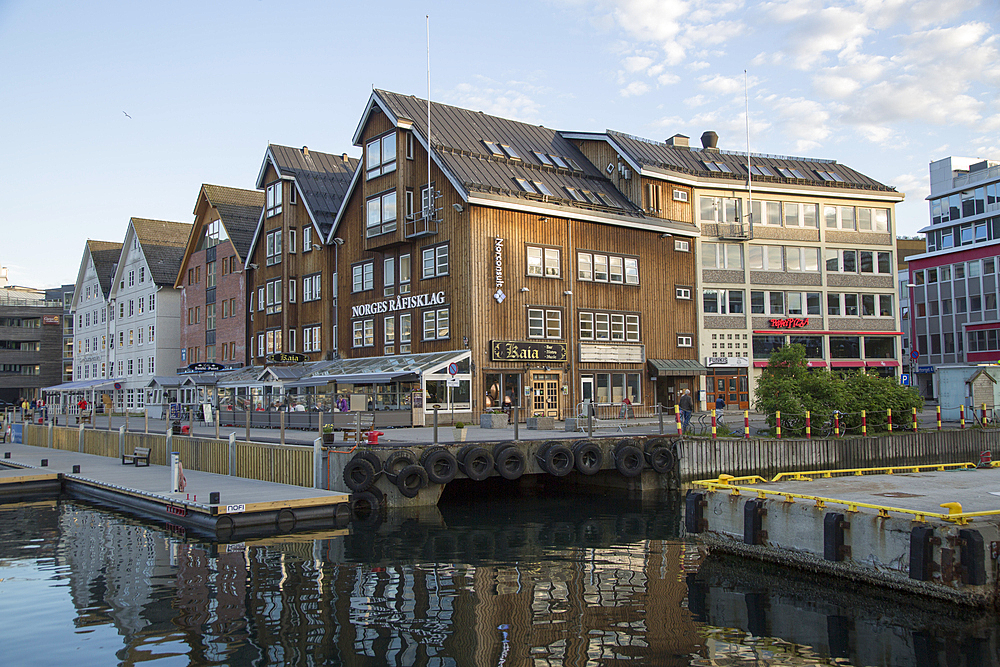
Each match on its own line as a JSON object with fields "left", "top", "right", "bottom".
{"left": 718, "top": 223, "right": 750, "bottom": 240}
{"left": 404, "top": 212, "right": 439, "bottom": 239}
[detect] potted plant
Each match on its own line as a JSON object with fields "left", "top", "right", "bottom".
{"left": 453, "top": 421, "right": 468, "bottom": 442}
{"left": 322, "top": 423, "right": 336, "bottom": 445}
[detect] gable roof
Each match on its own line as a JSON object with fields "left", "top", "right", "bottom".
{"left": 87, "top": 240, "right": 123, "bottom": 297}
{"left": 566, "top": 129, "right": 900, "bottom": 197}
{"left": 131, "top": 218, "right": 192, "bottom": 286}
{"left": 354, "top": 90, "right": 648, "bottom": 226}
{"left": 201, "top": 184, "right": 264, "bottom": 261}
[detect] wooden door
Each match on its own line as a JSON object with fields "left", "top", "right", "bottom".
{"left": 532, "top": 373, "right": 561, "bottom": 418}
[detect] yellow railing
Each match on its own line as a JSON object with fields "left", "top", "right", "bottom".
{"left": 692, "top": 464, "right": 999, "bottom": 525}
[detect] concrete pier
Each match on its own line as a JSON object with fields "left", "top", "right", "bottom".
{"left": 686, "top": 465, "right": 1000, "bottom": 607}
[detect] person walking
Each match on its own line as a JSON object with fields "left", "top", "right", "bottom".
{"left": 715, "top": 395, "right": 725, "bottom": 424}
{"left": 679, "top": 389, "right": 693, "bottom": 432}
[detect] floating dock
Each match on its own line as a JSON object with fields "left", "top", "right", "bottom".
{"left": 0, "top": 444, "right": 350, "bottom": 538}
{"left": 686, "top": 464, "right": 1000, "bottom": 608}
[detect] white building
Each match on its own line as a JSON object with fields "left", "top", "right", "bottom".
{"left": 105, "top": 218, "right": 190, "bottom": 413}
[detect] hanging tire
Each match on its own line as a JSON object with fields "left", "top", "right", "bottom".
{"left": 349, "top": 490, "right": 383, "bottom": 526}
{"left": 614, "top": 444, "right": 644, "bottom": 477}
{"left": 614, "top": 437, "right": 640, "bottom": 457}
{"left": 343, "top": 456, "right": 376, "bottom": 492}
{"left": 644, "top": 437, "right": 674, "bottom": 454}
{"left": 383, "top": 449, "right": 416, "bottom": 483}
{"left": 646, "top": 445, "right": 676, "bottom": 474}
{"left": 459, "top": 446, "right": 494, "bottom": 481}
{"left": 357, "top": 451, "right": 383, "bottom": 480}
{"left": 493, "top": 442, "right": 515, "bottom": 458}
{"left": 421, "top": 447, "right": 458, "bottom": 484}
{"left": 495, "top": 445, "right": 526, "bottom": 480}
{"left": 395, "top": 464, "right": 429, "bottom": 498}
{"left": 540, "top": 442, "right": 574, "bottom": 477}
{"left": 572, "top": 440, "right": 603, "bottom": 475}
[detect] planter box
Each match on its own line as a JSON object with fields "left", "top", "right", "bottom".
{"left": 322, "top": 432, "right": 336, "bottom": 444}
{"left": 527, "top": 416, "right": 556, "bottom": 430}
{"left": 480, "top": 413, "right": 508, "bottom": 429}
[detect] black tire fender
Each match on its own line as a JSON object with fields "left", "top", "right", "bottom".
{"left": 646, "top": 445, "right": 676, "bottom": 474}
{"left": 349, "top": 490, "right": 383, "bottom": 526}
{"left": 495, "top": 446, "right": 526, "bottom": 480}
{"left": 572, "top": 440, "right": 603, "bottom": 475}
{"left": 459, "top": 446, "right": 494, "bottom": 481}
{"left": 395, "top": 464, "right": 429, "bottom": 498}
{"left": 357, "top": 450, "right": 383, "bottom": 480}
{"left": 343, "top": 456, "right": 376, "bottom": 492}
{"left": 422, "top": 448, "right": 458, "bottom": 484}
{"left": 614, "top": 444, "right": 644, "bottom": 477}
{"left": 541, "top": 442, "right": 574, "bottom": 477}
{"left": 383, "top": 449, "right": 416, "bottom": 482}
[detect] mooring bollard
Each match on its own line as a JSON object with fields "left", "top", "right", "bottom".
{"left": 313, "top": 436, "right": 322, "bottom": 489}
{"left": 513, "top": 406, "right": 519, "bottom": 441}
{"left": 936, "top": 406, "right": 941, "bottom": 431}
{"left": 433, "top": 407, "right": 439, "bottom": 445}
{"left": 806, "top": 410, "right": 811, "bottom": 439}
{"left": 587, "top": 407, "right": 593, "bottom": 438}
{"left": 776, "top": 411, "right": 782, "bottom": 439}
{"left": 744, "top": 410, "right": 750, "bottom": 439}
{"left": 887, "top": 408, "right": 892, "bottom": 433}
{"left": 118, "top": 425, "right": 125, "bottom": 459}
{"left": 228, "top": 432, "right": 236, "bottom": 475}
{"left": 657, "top": 403, "right": 664, "bottom": 435}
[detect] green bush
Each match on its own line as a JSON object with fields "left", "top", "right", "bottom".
{"left": 753, "top": 344, "right": 922, "bottom": 436}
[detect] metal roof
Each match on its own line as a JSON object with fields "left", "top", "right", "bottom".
{"left": 131, "top": 218, "right": 192, "bottom": 286}
{"left": 648, "top": 359, "right": 708, "bottom": 376}
{"left": 86, "top": 240, "right": 123, "bottom": 298}
{"left": 201, "top": 184, "right": 263, "bottom": 261}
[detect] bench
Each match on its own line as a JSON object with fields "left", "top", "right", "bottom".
{"left": 122, "top": 446, "right": 151, "bottom": 467}
{"left": 341, "top": 414, "right": 375, "bottom": 441}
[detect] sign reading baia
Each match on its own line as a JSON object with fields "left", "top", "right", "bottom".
{"left": 490, "top": 340, "right": 567, "bottom": 362}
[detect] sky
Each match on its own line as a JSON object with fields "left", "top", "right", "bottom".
{"left": 1, "top": 0, "right": 998, "bottom": 290}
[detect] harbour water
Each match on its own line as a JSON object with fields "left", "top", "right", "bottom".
{"left": 1, "top": 486, "right": 997, "bottom": 666}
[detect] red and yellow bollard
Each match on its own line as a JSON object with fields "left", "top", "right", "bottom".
{"left": 776, "top": 410, "right": 782, "bottom": 439}
{"left": 675, "top": 404, "right": 682, "bottom": 436}
{"left": 744, "top": 410, "right": 750, "bottom": 439}
{"left": 887, "top": 408, "right": 892, "bottom": 433}
{"left": 960, "top": 404, "right": 965, "bottom": 429}
{"left": 936, "top": 405, "right": 941, "bottom": 431}
{"left": 862, "top": 410, "right": 867, "bottom": 436}
{"left": 711, "top": 409, "right": 717, "bottom": 440}
{"left": 805, "top": 410, "right": 811, "bottom": 439}
{"left": 834, "top": 412, "right": 840, "bottom": 437}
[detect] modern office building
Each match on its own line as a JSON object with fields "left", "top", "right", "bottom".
{"left": 0, "top": 285, "right": 63, "bottom": 405}
{"left": 45, "top": 283, "right": 76, "bottom": 383}
{"left": 562, "top": 130, "right": 905, "bottom": 410}
{"left": 908, "top": 156, "right": 1000, "bottom": 408}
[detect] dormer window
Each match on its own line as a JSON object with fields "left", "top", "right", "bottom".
{"left": 366, "top": 132, "right": 397, "bottom": 180}
{"left": 482, "top": 140, "right": 504, "bottom": 157}
{"left": 266, "top": 182, "right": 282, "bottom": 217}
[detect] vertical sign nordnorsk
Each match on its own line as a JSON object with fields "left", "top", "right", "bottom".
{"left": 493, "top": 237, "right": 506, "bottom": 304}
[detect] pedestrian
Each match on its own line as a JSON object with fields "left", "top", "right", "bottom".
{"left": 715, "top": 395, "right": 725, "bottom": 423}
{"left": 679, "top": 389, "right": 693, "bottom": 432}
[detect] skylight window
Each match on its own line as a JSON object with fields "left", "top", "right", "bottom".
{"left": 581, "top": 190, "right": 601, "bottom": 205}
{"left": 482, "top": 140, "right": 504, "bottom": 157}
{"left": 513, "top": 177, "right": 535, "bottom": 192}
{"left": 817, "top": 170, "right": 844, "bottom": 182}
{"left": 549, "top": 155, "right": 569, "bottom": 169}
{"left": 596, "top": 192, "right": 616, "bottom": 206}
{"left": 533, "top": 151, "right": 553, "bottom": 166}
{"left": 565, "top": 158, "right": 583, "bottom": 172}
{"left": 564, "top": 186, "right": 586, "bottom": 202}
{"left": 749, "top": 165, "right": 774, "bottom": 177}
{"left": 703, "top": 161, "right": 732, "bottom": 173}
{"left": 500, "top": 144, "right": 521, "bottom": 160}
{"left": 533, "top": 181, "right": 554, "bottom": 196}
{"left": 777, "top": 167, "right": 805, "bottom": 179}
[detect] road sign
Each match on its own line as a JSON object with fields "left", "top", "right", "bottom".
{"left": 446, "top": 378, "right": 460, "bottom": 387}
{"left": 448, "top": 362, "right": 458, "bottom": 375}
{"left": 900, "top": 374, "right": 910, "bottom": 386}
{"left": 910, "top": 350, "right": 920, "bottom": 360}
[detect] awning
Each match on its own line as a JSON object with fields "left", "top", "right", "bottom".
{"left": 648, "top": 359, "right": 708, "bottom": 376}
{"left": 43, "top": 378, "right": 121, "bottom": 392}
{"left": 807, "top": 361, "right": 827, "bottom": 368}
{"left": 753, "top": 361, "right": 768, "bottom": 368}
{"left": 309, "top": 372, "right": 420, "bottom": 385}
{"left": 865, "top": 360, "right": 900, "bottom": 367}
{"left": 831, "top": 361, "right": 866, "bottom": 368}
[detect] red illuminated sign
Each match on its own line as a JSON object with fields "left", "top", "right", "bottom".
{"left": 769, "top": 318, "right": 808, "bottom": 329}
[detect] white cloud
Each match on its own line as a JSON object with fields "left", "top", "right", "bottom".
{"left": 684, "top": 94, "right": 708, "bottom": 107}
{"left": 658, "top": 72, "right": 681, "bottom": 85}
{"left": 620, "top": 81, "right": 651, "bottom": 96}
{"left": 689, "top": 60, "right": 711, "bottom": 70}
{"left": 623, "top": 55, "right": 654, "bottom": 72}
{"left": 446, "top": 81, "right": 544, "bottom": 124}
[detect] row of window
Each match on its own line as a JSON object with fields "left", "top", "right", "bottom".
{"left": 925, "top": 215, "right": 1000, "bottom": 251}
{"left": 753, "top": 335, "right": 895, "bottom": 360}
{"left": 120, "top": 267, "right": 146, "bottom": 291}
{"left": 699, "top": 197, "right": 891, "bottom": 232}
{"left": 701, "top": 289, "right": 893, "bottom": 317}
{"left": 915, "top": 293, "right": 999, "bottom": 317}
{"left": 77, "top": 325, "right": 156, "bottom": 354}
{"left": 913, "top": 257, "right": 997, "bottom": 284}
{"left": 77, "top": 357, "right": 155, "bottom": 380}
{"left": 77, "top": 294, "right": 157, "bottom": 329}
{"left": 930, "top": 182, "right": 1000, "bottom": 225}
{"left": 255, "top": 326, "right": 323, "bottom": 357}
{"left": 0, "top": 317, "right": 40, "bottom": 328}
{"left": 703, "top": 244, "right": 893, "bottom": 275}
{"left": 0, "top": 364, "right": 39, "bottom": 375}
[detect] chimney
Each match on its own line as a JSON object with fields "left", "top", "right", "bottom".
{"left": 701, "top": 131, "right": 719, "bottom": 150}
{"left": 301, "top": 146, "right": 310, "bottom": 158}
{"left": 342, "top": 153, "right": 349, "bottom": 162}
{"left": 666, "top": 134, "right": 690, "bottom": 148}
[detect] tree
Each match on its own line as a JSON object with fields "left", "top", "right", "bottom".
{"left": 753, "top": 344, "right": 922, "bottom": 436}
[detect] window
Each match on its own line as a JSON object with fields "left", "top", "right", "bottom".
{"left": 676, "top": 286, "right": 692, "bottom": 300}
{"left": 206, "top": 261, "right": 216, "bottom": 288}
{"left": 399, "top": 254, "right": 411, "bottom": 293}
{"left": 303, "top": 226, "right": 312, "bottom": 252}
{"left": 303, "top": 273, "right": 321, "bottom": 302}
{"left": 128, "top": 270, "right": 135, "bottom": 287}
{"left": 149, "top": 325, "right": 154, "bottom": 342}
{"left": 384, "top": 315, "right": 395, "bottom": 346}
{"left": 673, "top": 189, "right": 688, "bottom": 202}
{"left": 265, "top": 278, "right": 282, "bottom": 314}
{"left": 784, "top": 247, "right": 820, "bottom": 272}
{"left": 138, "top": 297, "right": 144, "bottom": 314}
{"left": 751, "top": 200, "right": 782, "bottom": 226}
{"left": 578, "top": 251, "right": 639, "bottom": 283}
{"left": 422, "top": 244, "right": 449, "bottom": 279}
{"left": 149, "top": 292, "right": 154, "bottom": 311}
{"left": 266, "top": 229, "right": 282, "bottom": 266}
{"left": 266, "top": 329, "right": 282, "bottom": 354}
{"left": 406, "top": 132, "right": 415, "bottom": 160}
{"left": 703, "top": 289, "right": 745, "bottom": 314}
{"left": 383, "top": 257, "right": 395, "bottom": 296}
{"left": 366, "top": 132, "right": 397, "bottom": 179}
{"left": 129, "top": 300, "right": 134, "bottom": 317}
{"left": 674, "top": 239, "right": 690, "bottom": 252}
{"left": 206, "top": 303, "right": 215, "bottom": 330}
{"left": 703, "top": 243, "right": 743, "bottom": 270}
{"left": 303, "top": 325, "right": 321, "bottom": 352}
{"left": 423, "top": 308, "right": 450, "bottom": 340}
{"left": 700, "top": 196, "right": 741, "bottom": 223}
{"left": 748, "top": 245, "right": 784, "bottom": 271}
{"left": 528, "top": 308, "right": 562, "bottom": 339}
{"left": 527, "top": 246, "right": 561, "bottom": 277}
{"left": 288, "top": 228, "right": 296, "bottom": 254}
{"left": 824, "top": 206, "right": 858, "bottom": 230}
{"left": 266, "top": 182, "right": 282, "bottom": 217}
{"left": 400, "top": 313, "right": 411, "bottom": 352}
{"left": 677, "top": 335, "right": 693, "bottom": 347}
{"left": 353, "top": 262, "right": 374, "bottom": 292}
{"left": 578, "top": 311, "right": 639, "bottom": 342}
{"left": 366, "top": 190, "right": 397, "bottom": 237}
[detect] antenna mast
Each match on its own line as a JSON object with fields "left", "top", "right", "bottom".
{"left": 745, "top": 69, "right": 754, "bottom": 240}
{"left": 426, "top": 15, "right": 432, "bottom": 219}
